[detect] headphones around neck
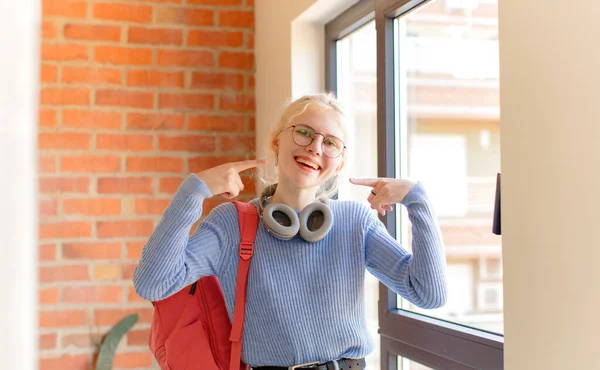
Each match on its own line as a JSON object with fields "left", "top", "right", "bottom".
{"left": 258, "top": 185, "right": 333, "bottom": 243}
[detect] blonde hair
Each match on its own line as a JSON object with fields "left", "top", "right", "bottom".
{"left": 255, "top": 92, "right": 349, "bottom": 201}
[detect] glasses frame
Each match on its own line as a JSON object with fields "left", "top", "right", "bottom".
{"left": 283, "top": 124, "right": 347, "bottom": 159}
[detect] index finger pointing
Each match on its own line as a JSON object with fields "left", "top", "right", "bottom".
{"left": 349, "top": 177, "right": 379, "bottom": 187}
{"left": 231, "top": 158, "right": 268, "bottom": 172}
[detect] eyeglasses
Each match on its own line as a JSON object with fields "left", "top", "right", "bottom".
{"left": 283, "top": 124, "right": 346, "bottom": 158}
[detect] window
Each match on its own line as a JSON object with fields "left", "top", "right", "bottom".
{"left": 326, "top": 0, "right": 503, "bottom": 369}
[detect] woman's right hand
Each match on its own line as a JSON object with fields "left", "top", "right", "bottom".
{"left": 196, "top": 158, "right": 267, "bottom": 199}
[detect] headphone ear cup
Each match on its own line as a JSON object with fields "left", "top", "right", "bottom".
{"left": 299, "top": 202, "right": 333, "bottom": 242}
{"left": 262, "top": 203, "right": 300, "bottom": 240}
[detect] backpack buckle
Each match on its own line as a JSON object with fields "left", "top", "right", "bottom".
{"left": 239, "top": 241, "right": 254, "bottom": 260}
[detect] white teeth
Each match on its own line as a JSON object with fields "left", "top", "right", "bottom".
{"left": 295, "top": 157, "right": 319, "bottom": 170}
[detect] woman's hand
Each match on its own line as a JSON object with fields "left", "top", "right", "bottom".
{"left": 349, "top": 177, "right": 417, "bottom": 216}
{"left": 196, "top": 158, "right": 267, "bottom": 199}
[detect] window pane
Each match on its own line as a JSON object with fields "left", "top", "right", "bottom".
{"left": 398, "top": 357, "right": 435, "bottom": 370}
{"left": 335, "top": 20, "right": 380, "bottom": 369}
{"left": 394, "top": 0, "right": 503, "bottom": 334}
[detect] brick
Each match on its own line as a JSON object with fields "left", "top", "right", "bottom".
{"left": 92, "top": 264, "right": 123, "bottom": 280}
{"left": 39, "top": 222, "right": 92, "bottom": 239}
{"left": 137, "top": 0, "right": 182, "bottom": 2}
{"left": 40, "top": 310, "right": 88, "bottom": 328}
{"left": 128, "top": 27, "right": 182, "bottom": 46}
{"left": 220, "top": 94, "right": 254, "bottom": 111}
{"left": 98, "top": 177, "right": 154, "bottom": 194}
{"left": 60, "top": 155, "right": 121, "bottom": 172}
{"left": 39, "top": 354, "right": 90, "bottom": 370}
{"left": 40, "top": 333, "right": 57, "bottom": 350}
{"left": 191, "top": 72, "right": 244, "bottom": 90}
{"left": 63, "top": 242, "right": 121, "bottom": 259}
{"left": 96, "top": 133, "right": 154, "bottom": 152}
{"left": 127, "top": 329, "right": 150, "bottom": 345}
{"left": 41, "top": 43, "right": 88, "bottom": 62}
{"left": 41, "top": 65, "right": 58, "bottom": 83}
{"left": 40, "top": 287, "right": 59, "bottom": 304}
{"left": 219, "top": 51, "right": 254, "bottom": 70}
{"left": 39, "top": 109, "right": 58, "bottom": 128}
{"left": 40, "top": 243, "right": 57, "bottom": 261}
{"left": 157, "top": 49, "right": 213, "bottom": 67}
{"left": 188, "top": 114, "right": 245, "bottom": 131}
{"left": 247, "top": 74, "right": 255, "bottom": 89}
{"left": 62, "top": 67, "right": 122, "bottom": 85}
{"left": 40, "top": 199, "right": 58, "bottom": 216}
{"left": 156, "top": 7, "right": 213, "bottom": 26}
{"left": 218, "top": 10, "right": 254, "bottom": 28}
{"left": 126, "top": 156, "right": 184, "bottom": 173}
{"left": 159, "top": 177, "right": 184, "bottom": 193}
{"left": 43, "top": 0, "right": 87, "bottom": 18}
{"left": 40, "top": 176, "right": 89, "bottom": 194}
{"left": 114, "top": 352, "right": 153, "bottom": 368}
{"left": 61, "top": 333, "right": 93, "bottom": 349}
{"left": 135, "top": 199, "right": 170, "bottom": 215}
{"left": 249, "top": 115, "right": 255, "bottom": 130}
{"left": 63, "top": 286, "right": 123, "bottom": 304}
{"left": 93, "top": 3, "right": 153, "bottom": 23}
{"left": 40, "top": 87, "right": 89, "bottom": 106}
{"left": 39, "top": 265, "right": 89, "bottom": 282}
{"left": 158, "top": 93, "right": 213, "bottom": 110}
{"left": 40, "top": 156, "right": 57, "bottom": 173}
{"left": 126, "top": 241, "right": 145, "bottom": 259}
{"left": 188, "top": 155, "right": 244, "bottom": 173}
{"left": 127, "top": 113, "right": 184, "bottom": 130}
{"left": 94, "top": 308, "right": 153, "bottom": 326}
{"left": 188, "top": 0, "right": 241, "bottom": 5}
{"left": 95, "top": 46, "right": 152, "bottom": 66}
{"left": 247, "top": 31, "right": 254, "bottom": 48}
{"left": 188, "top": 30, "right": 243, "bottom": 47}
{"left": 64, "top": 24, "right": 121, "bottom": 42}
{"left": 158, "top": 135, "right": 216, "bottom": 152}
{"left": 63, "top": 110, "right": 122, "bottom": 130}
{"left": 97, "top": 220, "right": 154, "bottom": 238}
{"left": 63, "top": 198, "right": 122, "bottom": 216}
{"left": 38, "top": 132, "right": 91, "bottom": 150}
{"left": 42, "top": 21, "right": 58, "bottom": 39}
{"left": 126, "top": 70, "right": 184, "bottom": 88}
{"left": 96, "top": 89, "right": 154, "bottom": 109}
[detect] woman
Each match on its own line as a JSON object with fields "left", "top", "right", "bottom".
{"left": 133, "top": 92, "right": 447, "bottom": 370}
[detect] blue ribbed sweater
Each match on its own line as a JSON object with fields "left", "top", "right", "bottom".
{"left": 132, "top": 174, "right": 447, "bottom": 367}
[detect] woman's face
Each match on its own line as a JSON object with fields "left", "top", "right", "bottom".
{"left": 274, "top": 107, "right": 346, "bottom": 191}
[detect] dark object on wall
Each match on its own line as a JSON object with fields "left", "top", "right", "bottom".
{"left": 493, "top": 172, "right": 501, "bottom": 235}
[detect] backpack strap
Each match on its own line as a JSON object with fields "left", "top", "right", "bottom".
{"left": 229, "top": 201, "right": 259, "bottom": 370}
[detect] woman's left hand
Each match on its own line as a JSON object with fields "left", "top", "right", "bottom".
{"left": 349, "top": 177, "right": 417, "bottom": 216}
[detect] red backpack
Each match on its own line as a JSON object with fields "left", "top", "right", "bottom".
{"left": 148, "top": 201, "right": 258, "bottom": 370}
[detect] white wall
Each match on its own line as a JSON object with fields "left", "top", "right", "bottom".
{"left": 499, "top": 0, "right": 600, "bottom": 368}
{"left": 0, "top": 1, "right": 40, "bottom": 369}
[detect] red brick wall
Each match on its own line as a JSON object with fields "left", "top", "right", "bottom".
{"left": 39, "top": 0, "right": 255, "bottom": 368}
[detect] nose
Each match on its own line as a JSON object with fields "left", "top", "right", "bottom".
{"left": 306, "top": 135, "right": 323, "bottom": 155}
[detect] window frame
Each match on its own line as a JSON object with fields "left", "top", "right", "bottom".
{"left": 325, "top": 1, "right": 505, "bottom": 369}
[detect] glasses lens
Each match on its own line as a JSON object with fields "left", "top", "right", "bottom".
{"left": 322, "top": 136, "right": 344, "bottom": 158}
{"left": 292, "top": 125, "right": 314, "bottom": 146}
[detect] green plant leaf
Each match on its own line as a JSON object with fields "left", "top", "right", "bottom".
{"left": 95, "top": 313, "right": 139, "bottom": 370}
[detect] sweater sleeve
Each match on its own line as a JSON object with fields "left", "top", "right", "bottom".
{"left": 132, "top": 174, "right": 229, "bottom": 302}
{"left": 364, "top": 182, "right": 448, "bottom": 309}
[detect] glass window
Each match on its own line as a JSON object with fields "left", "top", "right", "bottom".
{"left": 334, "top": 19, "right": 380, "bottom": 369}
{"left": 394, "top": 0, "right": 503, "bottom": 334}
{"left": 398, "top": 357, "right": 435, "bottom": 370}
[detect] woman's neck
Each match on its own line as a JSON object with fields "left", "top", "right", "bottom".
{"left": 269, "top": 181, "right": 318, "bottom": 211}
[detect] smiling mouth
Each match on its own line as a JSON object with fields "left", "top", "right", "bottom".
{"left": 294, "top": 156, "right": 321, "bottom": 171}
